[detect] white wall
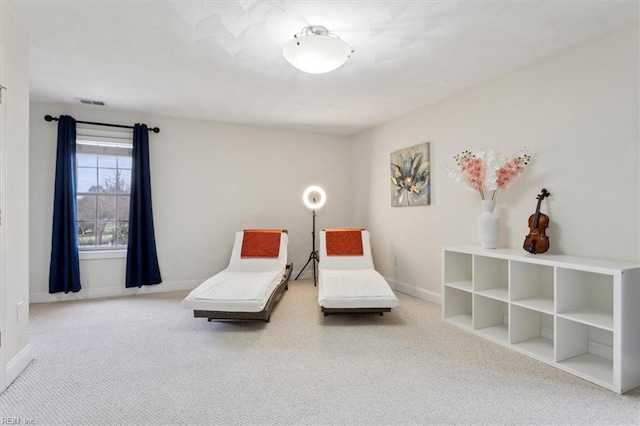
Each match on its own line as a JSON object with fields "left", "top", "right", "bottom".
{"left": 1, "top": 4, "right": 32, "bottom": 387}
{"left": 352, "top": 24, "right": 640, "bottom": 304}
{"left": 30, "top": 104, "right": 353, "bottom": 301}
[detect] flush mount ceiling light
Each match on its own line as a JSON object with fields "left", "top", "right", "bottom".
{"left": 283, "top": 26, "right": 354, "bottom": 74}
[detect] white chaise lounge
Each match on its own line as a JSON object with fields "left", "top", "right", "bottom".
{"left": 182, "top": 229, "right": 292, "bottom": 322}
{"left": 318, "top": 228, "right": 399, "bottom": 316}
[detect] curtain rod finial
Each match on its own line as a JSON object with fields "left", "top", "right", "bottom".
{"left": 44, "top": 114, "right": 57, "bottom": 122}
{"left": 149, "top": 127, "right": 160, "bottom": 134}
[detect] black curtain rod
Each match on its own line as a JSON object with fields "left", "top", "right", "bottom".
{"left": 44, "top": 115, "right": 160, "bottom": 133}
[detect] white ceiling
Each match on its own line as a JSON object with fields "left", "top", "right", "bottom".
{"left": 5, "top": 1, "right": 639, "bottom": 135}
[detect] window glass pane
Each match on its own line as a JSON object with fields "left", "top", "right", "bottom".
{"left": 116, "top": 222, "right": 128, "bottom": 246}
{"left": 77, "top": 222, "right": 96, "bottom": 247}
{"left": 77, "top": 195, "right": 97, "bottom": 222}
{"left": 97, "top": 195, "right": 117, "bottom": 221}
{"left": 118, "top": 156, "right": 132, "bottom": 169}
{"left": 98, "top": 222, "right": 116, "bottom": 246}
{"left": 117, "top": 195, "right": 130, "bottom": 221}
{"left": 77, "top": 167, "right": 97, "bottom": 193}
{"left": 77, "top": 153, "right": 97, "bottom": 167}
{"left": 77, "top": 132, "right": 132, "bottom": 250}
{"left": 98, "top": 168, "right": 119, "bottom": 193}
{"left": 98, "top": 154, "right": 117, "bottom": 168}
{"left": 118, "top": 170, "right": 131, "bottom": 193}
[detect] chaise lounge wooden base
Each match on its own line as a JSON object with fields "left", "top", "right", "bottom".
{"left": 321, "top": 306, "right": 391, "bottom": 316}
{"left": 193, "top": 263, "right": 293, "bottom": 322}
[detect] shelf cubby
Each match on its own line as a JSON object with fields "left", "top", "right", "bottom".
{"left": 443, "top": 251, "right": 472, "bottom": 290}
{"left": 510, "top": 261, "right": 554, "bottom": 314}
{"left": 474, "top": 256, "right": 508, "bottom": 301}
{"left": 510, "top": 305, "right": 554, "bottom": 362}
{"left": 556, "top": 317, "right": 613, "bottom": 388}
{"left": 556, "top": 268, "right": 613, "bottom": 331}
{"left": 474, "top": 294, "right": 508, "bottom": 344}
{"left": 443, "top": 286, "right": 472, "bottom": 329}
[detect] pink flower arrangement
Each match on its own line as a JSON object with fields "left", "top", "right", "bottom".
{"left": 447, "top": 147, "right": 530, "bottom": 200}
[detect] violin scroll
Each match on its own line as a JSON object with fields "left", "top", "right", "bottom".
{"left": 537, "top": 188, "right": 550, "bottom": 200}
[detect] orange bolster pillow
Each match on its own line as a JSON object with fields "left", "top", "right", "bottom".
{"left": 241, "top": 229, "right": 282, "bottom": 258}
{"left": 325, "top": 228, "right": 364, "bottom": 256}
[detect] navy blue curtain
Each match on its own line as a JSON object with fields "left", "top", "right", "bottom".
{"left": 49, "top": 115, "right": 81, "bottom": 294}
{"left": 126, "top": 124, "right": 162, "bottom": 287}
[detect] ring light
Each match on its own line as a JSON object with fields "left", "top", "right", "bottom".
{"left": 303, "top": 185, "right": 326, "bottom": 210}
{"left": 297, "top": 185, "right": 326, "bottom": 286}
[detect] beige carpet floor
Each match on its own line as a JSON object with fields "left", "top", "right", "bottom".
{"left": 1, "top": 279, "right": 639, "bottom": 425}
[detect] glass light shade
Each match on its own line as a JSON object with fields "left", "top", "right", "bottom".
{"left": 303, "top": 185, "right": 326, "bottom": 210}
{"left": 283, "top": 33, "right": 352, "bottom": 74}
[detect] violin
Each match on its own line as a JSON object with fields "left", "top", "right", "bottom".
{"left": 523, "top": 189, "right": 550, "bottom": 254}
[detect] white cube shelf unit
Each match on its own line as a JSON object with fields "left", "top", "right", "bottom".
{"left": 442, "top": 246, "right": 640, "bottom": 394}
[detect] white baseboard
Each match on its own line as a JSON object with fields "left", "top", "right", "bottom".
{"left": 30, "top": 279, "right": 202, "bottom": 304}
{"left": 7, "top": 343, "right": 33, "bottom": 385}
{"left": 385, "top": 277, "right": 442, "bottom": 306}
{"left": 589, "top": 340, "right": 613, "bottom": 361}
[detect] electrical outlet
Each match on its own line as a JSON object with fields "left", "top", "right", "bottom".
{"left": 17, "top": 301, "right": 24, "bottom": 321}
{"left": 393, "top": 255, "right": 399, "bottom": 266}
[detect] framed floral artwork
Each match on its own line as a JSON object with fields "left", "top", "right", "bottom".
{"left": 390, "top": 142, "right": 431, "bottom": 207}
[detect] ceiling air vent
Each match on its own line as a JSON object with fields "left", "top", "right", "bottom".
{"left": 77, "top": 98, "right": 106, "bottom": 106}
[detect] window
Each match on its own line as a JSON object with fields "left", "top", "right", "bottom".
{"left": 76, "top": 130, "right": 132, "bottom": 250}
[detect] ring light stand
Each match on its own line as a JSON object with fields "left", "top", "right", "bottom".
{"left": 295, "top": 186, "right": 326, "bottom": 286}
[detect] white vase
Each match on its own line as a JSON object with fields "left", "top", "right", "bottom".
{"left": 478, "top": 200, "right": 499, "bottom": 249}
